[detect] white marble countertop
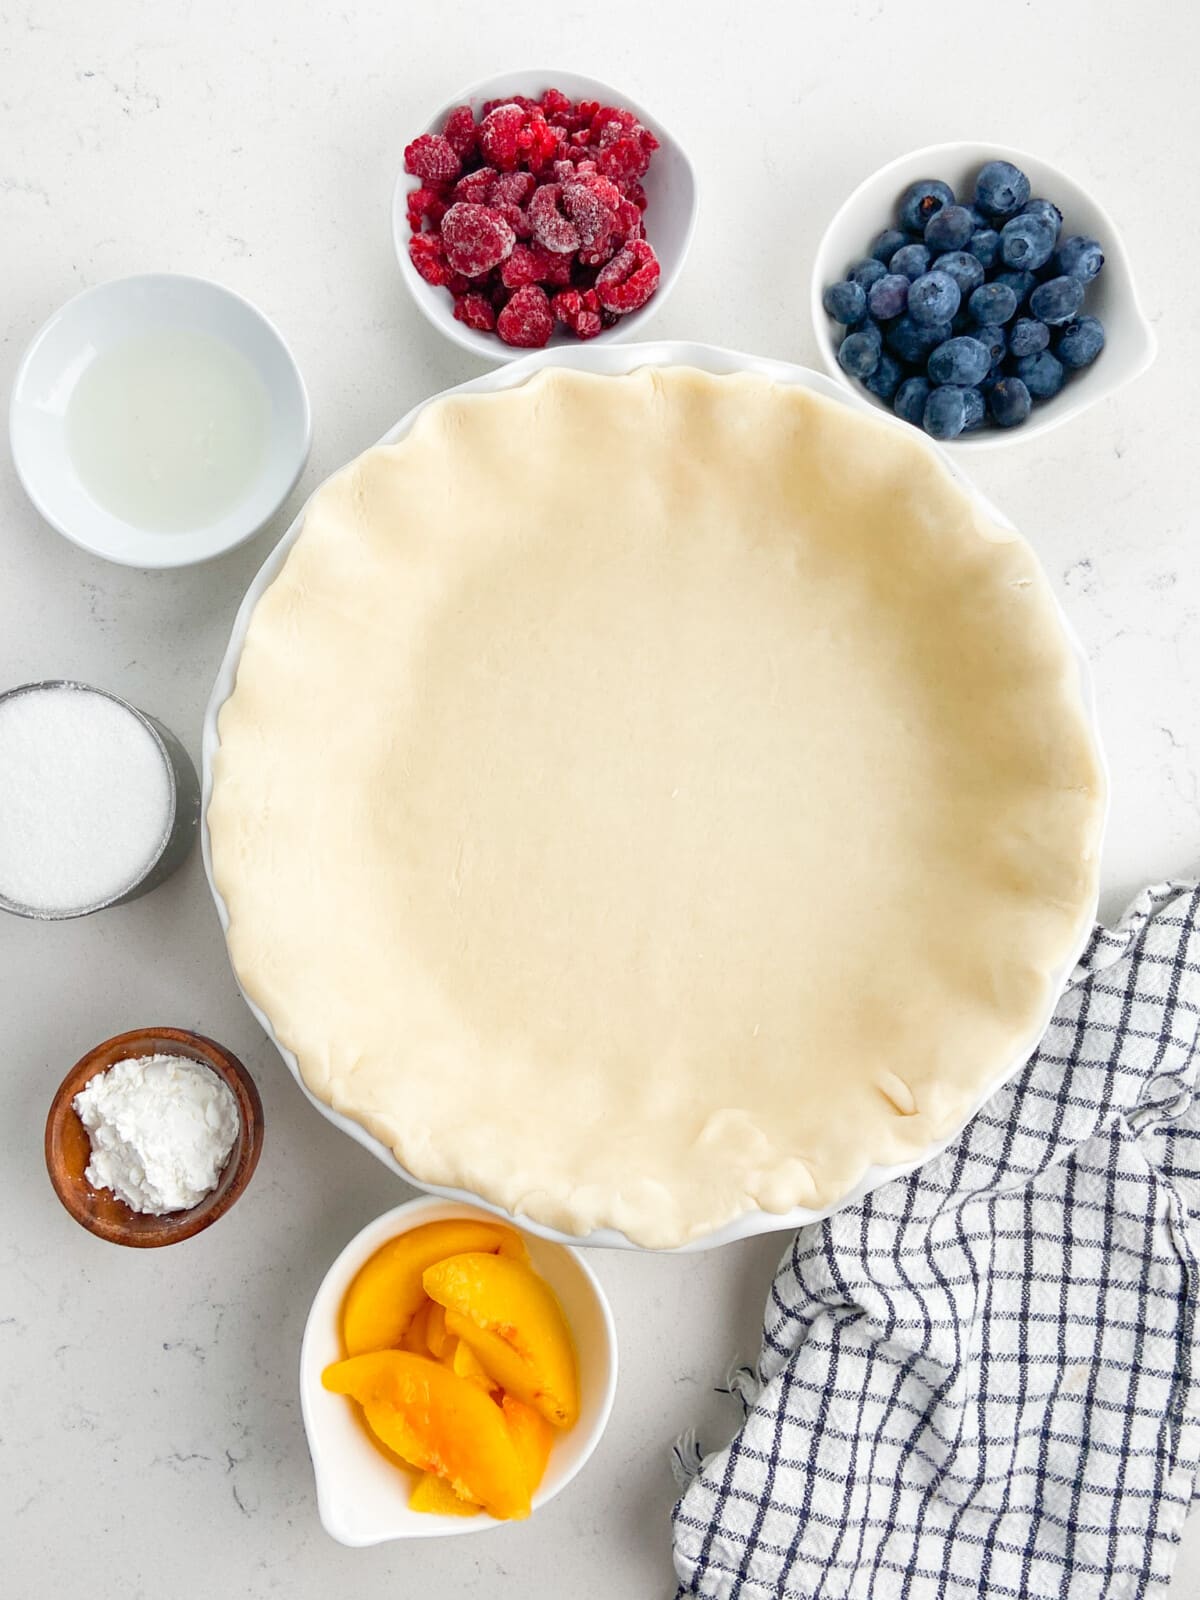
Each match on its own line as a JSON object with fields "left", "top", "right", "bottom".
{"left": 2, "top": 3, "right": 1198, "bottom": 1596}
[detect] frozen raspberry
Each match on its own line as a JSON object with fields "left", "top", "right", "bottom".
{"left": 516, "top": 110, "right": 562, "bottom": 172}
{"left": 623, "top": 180, "right": 648, "bottom": 212}
{"left": 528, "top": 183, "right": 580, "bottom": 254}
{"left": 561, "top": 183, "right": 612, "bottom": 248}
{"left": 501, "top": 242, "right": 573, "bottom": 289}
{"left": 578, "top": 233, "right": 621, "bottom": 268}
{"left": 489, "top": 171, "right": 536, "bottom": 208}
{"left": 496, "top": 284, "right": 554, "bottom": 348}
{"left": 540, "top": 87, "right": 573, "bottom": 122}
{"left": 407, "top": 185, "right": 449, "bottom": 233}
{"left": 552, "top": 159, "right": 577, "bottom": 184}
{"left": 453, "top": 167, "right": 497, "bottom": 204}
{"left": 597, "top": 136, "right": 653, "bottom": 185}
{"left": 453, "top": 292, "right": 496, "bottom": 333}
{"left": 440, "top": 202, "right": 516, "bottom": 277}
{"left": 482, "top": 93, "right": 538, "bottom": 116}
{"left": 442, "top": 105, "right": 478, "bottom": 160}
{"left": 615, "top": 197, "right": 643, "bottom": 239}
{"left": 595, "top": 239, "right": 660, "bottom": 313}
{"left": 408, "top": 231, "right": 457, "bottom": 287}
{"left": 487, "top": 170, "right": 536, "bottom": 235}
{"left": 590, "top": 106, "right": 638, "bottom": 144}
{"left": 403, "top": 133, "right": 461, "bottom": 184}
{"left": 479, "top": 103, "right": 526, "bottom": 171}
{"left": 551, "top": 288, "right": 602, "bottom": 339}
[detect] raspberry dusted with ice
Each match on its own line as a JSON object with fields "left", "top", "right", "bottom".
{"left": 442, "top": 105, "right": 479, "bottom": 160}
{"left": 595, "top": 240, "right": 661, "bottom": 313}
{"left": 496, "top": 285, "right": 554, "bottom": 347}
{"left": 403, "top": 133, "right": 461, "bottom": 184}
{"left": 453, "top": 293, "right": 496, "bottom": 333}
{"left": 407, "top": 186, "right": 449, "bottom": 233}
{"left": 528, "top": 184, "right": 580, "bottom": 254}
{"left": 402, "top": 88, "right": 663, "bottom": 344}
{"left": 479, "top": 103, "right": 527, "bottom": 171}
{"left": 440, "top": 203, "right": 516, "bottom": 278}
{"left": 552, "top": 288, "right": 603, "bottom": 340}
{"left": 408, "top": 232, "right": 462, "bottom": 290}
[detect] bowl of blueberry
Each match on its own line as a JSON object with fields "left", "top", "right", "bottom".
{"left": 812, "top": 142, "right": 1155, "bottom": 447}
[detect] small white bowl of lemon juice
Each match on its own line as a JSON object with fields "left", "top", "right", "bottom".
{"left": 10, "top": 274, "right": 310, "bottom": 568}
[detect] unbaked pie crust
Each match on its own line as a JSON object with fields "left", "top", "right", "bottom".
{"left": 209, "top": 367, "right": 1104, "bottom": 1247}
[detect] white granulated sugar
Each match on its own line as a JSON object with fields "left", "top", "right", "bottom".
{"left": 0, "top": 685, "right": 171, "bottom": 912}
{"left": 73, "top": 1053, "right": 240, "bottom": 1215}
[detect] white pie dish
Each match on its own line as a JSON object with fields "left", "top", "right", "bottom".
{"left": 202, "top": 340, "right": 1107, "bottom": 1252}
{"left": 299, "top": 1196, "right": 617, "bottom": 1544}
{"left": 392, "top": 69, "right": 698, "bottom": 362}
{"left": 810, "top": 141, "right": 1156, "bottom": 451}
{"left": 10, "top": 273, "right": 311, "bottom": 567}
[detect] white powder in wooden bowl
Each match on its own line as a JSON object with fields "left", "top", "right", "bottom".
{"left": 73, "top": 1054, "right": 239, "bottom": 1214}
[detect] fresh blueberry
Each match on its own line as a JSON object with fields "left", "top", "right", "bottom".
{"left": 933, "top": 251, "right": 985, "bottom": 298}
{"left": 961, "top": 386, "right": 987, "bottom": 431}
{"left": 1015, "top": 349, "right": 1066, "bottom": 399}
{"left": 871, "top": 227, "right": 910, "bottom": 265}
{"left": 1054, "top": 234, "right": 1105, "bottom": 282}
{"left": 968, "top": 282, "right": 1019, "bottom": 326}
{"left": 928, "top": 336, "right": 992, "bottom": 387}
{"left": 1008, "top": 317, "right": 1051, "bottom": 359}
{"left": 864, "top": 351, "right": 904, "bottom": 401}
{"left": 967, "top": 227, "right": 1001, "bottom": 270}
{"left": 898, "top": 179, "right": 955, "bottom": 235}
{"left": 924, "top": 203, "right": 975, "bottom": 252}
{"left": 973, "top": 159, "right": 1031, "bottom": 220}
{"left": 1029, "top": 275, "right": 1085, "bottom": 325}
{"left": 999, "top": 213, "right": 1058, "bottom": 271}
{"left": 908, "top": 269, "right": 961, "bottom": 326}
{"left": 923, "top": 385, "right": 968, "bottom": 440}
{"left": 868, "top": 273, "right": 910, "bottom": 320}
{"left": 1019, "top": 198, "right": 1063, "bottom": 242}
{"left": 886, "top": 314, "right": 952, "bottom": 364}
{"left": 972, "top": 323, "right": 1008, "bottom": 370}
{"left": 894, "top": 375, "right": 932, "bottom": 427}
{"left": 837, "top": 326, "right": 883, "bottom": 379}
{"left": 988, "top": 376, "right": 1033, "bottom": 428}
{"left": 823, "top": 280, "right": 868, "bottom": 325}
{"left": 849, "top": 258, "right": 887, "bottom": 291}
{"left": 1056, "top": 315, "right": 1106, "bottom": 369}
{"left": 889, "top": 242, "right": 931, "bottom": 281}
{"left": 992, "top": 269, "right": 1037, "bottom": 310}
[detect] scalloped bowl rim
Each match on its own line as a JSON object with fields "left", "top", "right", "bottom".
{"left": 810, "top": 140, "right": 1157, "bottom": 451}
{"left": 202, "top": 339, "right": 1108, "bottom": 1251}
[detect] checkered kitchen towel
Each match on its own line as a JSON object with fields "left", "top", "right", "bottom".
{"left": 673, "top": 880, "right": 1200, "bottom": 1600}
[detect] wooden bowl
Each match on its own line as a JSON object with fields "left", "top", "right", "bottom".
{"left": 45, "top": 1026, "right": 264, "bottom": 1246}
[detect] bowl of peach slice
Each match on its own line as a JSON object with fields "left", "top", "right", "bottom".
{"left": 300, "top": 1197, "right": 618, "bottom": 1542}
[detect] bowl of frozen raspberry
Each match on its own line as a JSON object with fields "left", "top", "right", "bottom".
{"left": 393, "top": 71, "right": 698, "bottom": 360}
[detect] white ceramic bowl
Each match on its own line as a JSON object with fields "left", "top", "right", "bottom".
{"left": 392, "top": 69, "right": 698, "bottom": 362}
{"left": 300, "top": 1196, "right": 618, "bottom": 1545}
{"left": 811, "top": 141, "right": 1156, "bottom": 450}
{"left": 10, "top": 274, "right": 311, "bottom": 567}
{"left": 202, "top": 340, "right": 1107, "bottom": 1252}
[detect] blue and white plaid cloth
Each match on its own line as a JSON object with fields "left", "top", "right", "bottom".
{"left": 673, "top": 881, "right": 1200, "bottom": 1599}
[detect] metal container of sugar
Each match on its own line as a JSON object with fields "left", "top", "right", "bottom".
{"left": 0, "top": 680, "right": 200, "bottom": 920}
